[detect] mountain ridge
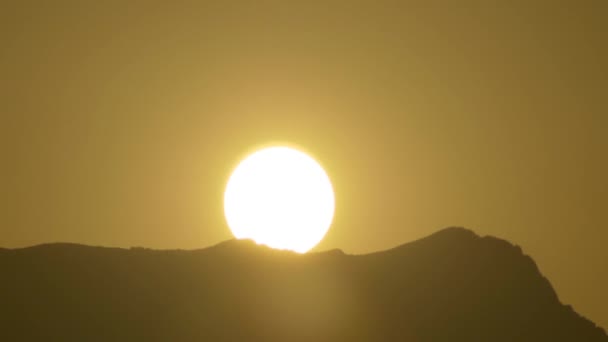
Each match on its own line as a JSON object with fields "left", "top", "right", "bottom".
{"left": 1, "top": 227, "right": 605, "bottom": 341}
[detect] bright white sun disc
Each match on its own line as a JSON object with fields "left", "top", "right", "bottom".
{"left": 224, "top": 147, "right": 335, "bottom": 253}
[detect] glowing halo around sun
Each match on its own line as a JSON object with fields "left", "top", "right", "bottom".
{"left": 224, "top": 146, "right": 335, "bottom": 253}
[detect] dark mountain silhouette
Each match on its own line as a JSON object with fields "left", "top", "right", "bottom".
{"left": 1, "top": 227, "right": 606, "bottom": 341}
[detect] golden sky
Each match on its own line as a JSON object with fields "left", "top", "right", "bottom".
{"left": 2, "top": 1, "right": 607, "bottom": 328}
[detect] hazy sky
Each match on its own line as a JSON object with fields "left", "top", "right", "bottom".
{"left": 2, "top": 1, "right": 606, "bottom": 328}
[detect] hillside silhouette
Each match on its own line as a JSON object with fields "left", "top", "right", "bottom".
{"left": 1, "top": 227, "right": 606, "bottom": 341}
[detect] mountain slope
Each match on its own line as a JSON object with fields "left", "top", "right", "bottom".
{"left": 0, "top": 227, "right": 605, "bottom": 341}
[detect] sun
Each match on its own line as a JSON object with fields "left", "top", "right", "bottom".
{"left": 224, "top": 146, "right": 335, "bottom": 253}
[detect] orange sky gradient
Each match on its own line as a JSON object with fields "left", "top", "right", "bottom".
{"left": 2, "top": 1, "right": 606, "bottom": 328}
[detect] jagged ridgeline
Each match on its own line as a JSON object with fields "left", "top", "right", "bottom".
{"left": 1, "top": 228, "right": 606, "bottom": 341}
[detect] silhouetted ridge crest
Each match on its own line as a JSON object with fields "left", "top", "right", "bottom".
{"left": 209, "top": 237, "right": 261, "bottom": 251}
{"left": 368, "top": 226, "right": 477, "bottom": 256}
{"left": 206, "top": 238, "right": 300, "bottom": 257}
{"left": 314, "top": 248, "right": 345, "bottom": 257}
{"left": 1, "top": 228, "right": 605, "bottom": 341}
{"left": 427, "top": 225, "right": 478, "bottom": 239}
{"left": 18, "top": 242, "right": 105, "bottom": 251}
